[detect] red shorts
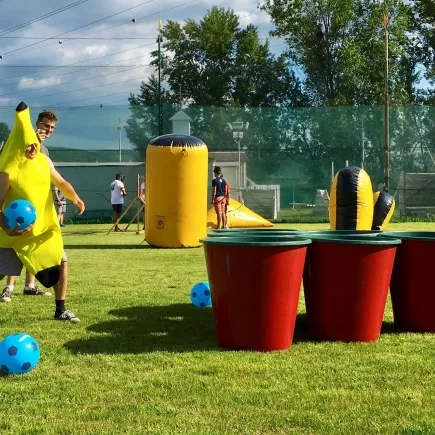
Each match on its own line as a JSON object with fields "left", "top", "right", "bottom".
{"left": 214, "top": 196, "right": 226, "bottom": 213}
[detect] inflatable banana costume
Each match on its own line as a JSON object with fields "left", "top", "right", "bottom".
{"left": 0, "top": 102, "right": 63, "bottom": 287}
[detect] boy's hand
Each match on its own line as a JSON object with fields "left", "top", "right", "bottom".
{"left": 7, "top": 223, "right": 33, "bottom": 237}
{"left": 36, "top": 128, "right": 47, "bottom": 143}
{"left": 73, "top": 197, "right": 85, "bottom": 215}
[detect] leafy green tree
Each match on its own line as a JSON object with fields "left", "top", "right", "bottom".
{"left": 413, "top": 0, "right": 435, "bottom": 84}
{"left": 126, "top": 7, "right": 307, "bottom": 158}
{"left": 261, "top": 0, "right": 415, "bottom": 106}
{"left": 0, "top": 122, "right": 10, "bottom": 146}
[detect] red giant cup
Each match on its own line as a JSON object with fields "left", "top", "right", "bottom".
{"left": 201, "top": 235, "right": 311, "bottom": 351}
{"left": 383, "top": 231, "right": 435, "bottom": 332}
{"left": 303, "top": 235, "right": 401, "bottom": 342}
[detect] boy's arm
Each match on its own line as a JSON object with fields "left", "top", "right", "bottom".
{"left": 46, "top": 156, "right": 85, "bottom": 215}
{"left": 211, "top": 182, "right": 216, "bottom": 204}
{"left": 120, "top": 183, "right": 127, "bottom": 197}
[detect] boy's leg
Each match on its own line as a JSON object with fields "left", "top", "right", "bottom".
{"left": 222, "top": 210, "right": 227, "bottom": 229}
{"left": 53, "top": 253, "right": 79, "bottom": 323}
{"left": 23, "top": 269, "right": 52, "bottom": 296}
{"left": 216, "top": 211, "right": 222, "bottom": 229}
{"left": 60, "top": 206, "right": 66, "bottom": 227}
{"left": 0, "top": 249, "right": 23, "bottom": 303}
{"left": 113, "top": 205, "right": 121, "bottom": 231}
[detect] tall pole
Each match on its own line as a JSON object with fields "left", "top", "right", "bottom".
{"left": 157, "top": 17, "right": 163, "bottom": 136}
{"left": 384, "top": 12, "right": 390, "bottom": 192}
{"left": 238, "top": 137, "right": 241, "bottom": 201}
{"left": 361, "top": 118, "right": 365, "bottom": 169}
{"left": 117, "top": 126, "right": 122, "bottom": 163}
{"left": 292, "top": 184, "right": 295, "bottom": 210}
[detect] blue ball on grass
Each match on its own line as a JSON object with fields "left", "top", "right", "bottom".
{"left": 190, "top": 282, "right": 212, "bottom": 308}
{"left": 0, "top": 333, "right": 41, "bottom": 375}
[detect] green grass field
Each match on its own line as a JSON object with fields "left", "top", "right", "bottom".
{"left": 1, "top": 222, "right": 435, "bottom": 434}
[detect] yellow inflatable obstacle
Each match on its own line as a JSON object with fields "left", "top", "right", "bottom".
{"left": 0, "top": 102, "right": 63, "bottom": 287}
{"left": 329, "top": 166, "right": 374, "bottom": 230}
{"left": 207, "top": 199, "right": 273, "bottom": 229}
{"left": 372, "top": 191, "right": 395, "bottom": 231}
{"left": 145, "top": 134, "right": 208, "bottom": 248}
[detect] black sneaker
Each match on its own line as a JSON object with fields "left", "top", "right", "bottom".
{"left": 54, "top": 310, "right": 80, "bottom": 323}
{"left": 23, "top": 286, "right": 52, "bottom": 297}
{"left": 0, "top": 286, "right": 14, "bottom": 303}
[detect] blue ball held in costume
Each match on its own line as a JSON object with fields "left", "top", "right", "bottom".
{"left": 4, "top": 199, "right": 36, "bottom": 231}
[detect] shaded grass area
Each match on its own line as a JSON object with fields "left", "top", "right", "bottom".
{"left": 0, "top": 223, "right": 434, "bottom": 434}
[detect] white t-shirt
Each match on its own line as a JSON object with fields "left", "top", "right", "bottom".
{"left": 111, "top": 180, "right": 125, "bottom": 204}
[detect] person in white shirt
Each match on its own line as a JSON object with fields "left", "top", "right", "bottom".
{"left": 110, "top": 173, "right": 126, "bottom": 232}
{"left": 139, "top": 177, "right": 146, "bottom": 230}
{"left": 139, "top": 179, "right": 145, "bottom": 202}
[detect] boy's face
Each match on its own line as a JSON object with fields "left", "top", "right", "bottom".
{"left": 36, "top": 117, "right": 56, "bottom": 141}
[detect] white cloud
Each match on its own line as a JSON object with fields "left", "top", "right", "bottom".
{"left": 83, "top": 45, "right": 109, "bottom": 56}
{"left": 17, "top": 76, "right": 62, "bottom": 90}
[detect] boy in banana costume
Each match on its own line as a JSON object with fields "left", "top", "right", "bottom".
{"left": 0, "top": 102, "right": 85, "bottom": 322}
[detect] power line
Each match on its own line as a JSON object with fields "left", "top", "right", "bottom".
{"left": 0, "top": 42, "right": 155, "bottom": 85}
{"left": 0, "top": 64, "right": 150, "bottom": 67}
{"left": 0, "top": 65, "right": 148, "bottom": 97}
{"left": 3, "top": 0, "right": 199, "bottom": 60}
{"left": 0, "top": 0, "right": 92, "bottom": 37}
{"left": 4, "top": 74, "right": 146, "bottom": 102}
{"left": 0, "top": 0, "right": 156, "bottom": 57}
{"left": 0, "top": 37, "right": 155, "bottom": 40}
{"left": 50, "top": 88, "right": 140, "bottom": 107}
{"left": 0, "top": 51, "right": 153, "bottom": 87}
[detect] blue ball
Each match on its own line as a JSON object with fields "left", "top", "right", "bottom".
{"left": 0, "top": 333, "right": 41, "bottom": 375}
{"left": 190, "top": 282, "right": 212, "bottom": 308}
{"left": 4, "top": 199, "right": 36, "bottom": 231}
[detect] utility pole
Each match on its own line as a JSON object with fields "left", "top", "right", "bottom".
{"left": 383, "top": 11, "right": 390, "bottom": 192}
{"left": 117, "top": 118, "right": 122, "bottom": 163}
{"left": 361, "top": 118, "right": 365, "bottom": 169}
{"left": 157, "top": 17, "right": 163, "bottom": 136}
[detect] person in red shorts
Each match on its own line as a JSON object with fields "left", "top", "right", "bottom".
{"left": 211, "top": 166, "right": 228, "bottom": 229}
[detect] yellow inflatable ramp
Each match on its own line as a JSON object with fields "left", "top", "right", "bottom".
{"left": 207, "top": 199, "right": 273, "bottom": 229}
